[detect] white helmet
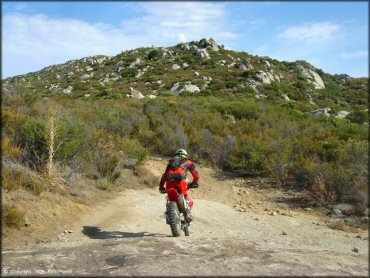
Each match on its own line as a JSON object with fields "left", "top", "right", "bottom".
{"left": 175, "top": 148, "right": 188, "bottom": 158}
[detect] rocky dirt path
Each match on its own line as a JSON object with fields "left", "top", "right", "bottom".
{"left": 2, "top": 159, "right": 368, "bottom": 276}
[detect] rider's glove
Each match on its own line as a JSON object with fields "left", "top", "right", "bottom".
{"left": 188, "top": 182, "right": 199, "bottom": 189}
{"left": 159, "top": 187, "right": 166, "bottom": 194}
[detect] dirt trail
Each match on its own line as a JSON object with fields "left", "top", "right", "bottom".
{"left": 2, "top": 159, "right": 368, "bottom": 276}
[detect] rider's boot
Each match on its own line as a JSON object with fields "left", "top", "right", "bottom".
{"left": 183, "top": 198, "right": 193, "bottom": 223}
{"left": 184, "top": 209, "right": 192, "bottom": 223}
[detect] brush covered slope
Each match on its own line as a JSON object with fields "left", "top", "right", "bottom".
{"left": 2, "top": 38, "right": 368, "bottom": 239}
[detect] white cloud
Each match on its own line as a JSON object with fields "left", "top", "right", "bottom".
{"left": 120, "top": 2, "right": 237, "bottom": 45}
{"left": 14, "top": 3, "right": 29, "bottom": 11}
{"left": 254, "top": 46, "right": 269, "bottom": 53}
{"left": 278, "top": 22, "right": 341, "bottom": 43}
{"left": 340, "top": 50, "right": 368, "bottom": 59}
{"left": 3, "top": 13, "right": 134, "bottom": 78}
{"left": 3, "top": 2, "right": 238, "bottom": 78}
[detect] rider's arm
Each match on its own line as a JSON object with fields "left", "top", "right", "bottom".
{"left": 159, "top": 164, "right": 170, "bottom": 188}
{"left": 188, "top": 163, "right": 199, "bottom": 184}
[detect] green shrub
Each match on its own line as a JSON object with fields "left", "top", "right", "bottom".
{"left": 15, "top": 117, "right": 48, "bottom": 171}
{"left": 347, "top": 110, "right": 368, "bottom": 124}
{"left": 117, "top": 137, "right": 148, "bottom": 163}
{"left": 147, "top": 49, "right": 162, "bottom": 60}
{"left": 120, "top": 68, "right": 137, "bottom": 78}
{"left": 2, "top": 205, "right": 25, "bottom": 229}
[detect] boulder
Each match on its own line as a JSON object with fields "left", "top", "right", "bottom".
{"left": 256, "top": 70, "right": 273, "bottom": 84}
{"left": 198, "top": 38, "right": 220, "bottom": 51}
{"left": 121, "top": 158, "right": 139, "bottom": 169}
{"left": 129, "top": 58, "right": 141, "bottom": 68}
{"left": 170, "top": 82, "right": 200, "bottom": 94}
{"left": 298, "top": 65, "right": 325, "bottom": 89}
{"left": 225, "top": 115, "right": 236, "bottom": 124}
{"left": 194, "top": 71, "right": 200, "bottom": 77}
{"left": 282, "top": 94, "right": 290, "bottom": 101}
{"left": 182, "top": 84, "right": 200, "bottom": 93}
{"left": 180, "top": 43, "right": 190, "bottom": 51}
{"left": 202, "top": 76, "right": 212, "bottom": 85}
{"left": 127, "top": 87, "right": 144, "bottom": 99}
{"left": 195, "top": 48, "right": 210, "bottom": 59}
{"left": 170, "top": 82, "right": 181, "bottom": 94}
{"left": 63, "top": 86, "right": 73, "bottom": 94}
{"left": 336, "top": 110, "right": 350, "bottom": 119}
{"left": 80, "top": 73, "right": 91, "bottom": 80}
{"left": 242, "top": 59, "right": 253, "bottom": 70}
{"left": 171, "top": 64, "right": 181, "bottom": 70}
{"left": 311, "top": 108, "right": 331, "bottom": 117}
{"left": 147, "top": 95, "right": 157, "bottom": 99}
{"left": 238, "top": 64, "right": 248, "bottom": 71}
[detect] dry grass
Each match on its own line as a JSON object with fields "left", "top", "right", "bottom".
{"left": 302, "top": 174, "right": 336, "bottom": 206}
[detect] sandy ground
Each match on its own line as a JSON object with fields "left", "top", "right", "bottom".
{"left": 2, "top": 158, "right": 369, "bottom": 276}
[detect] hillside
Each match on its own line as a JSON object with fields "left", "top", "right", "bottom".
{"left": 3, "top": 38, "right": 368, "bottom": 113}
{"left": 2, "top": 38, "right": 368, "bottom": 251}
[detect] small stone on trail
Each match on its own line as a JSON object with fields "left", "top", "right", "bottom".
{"left": 271, "top": 211, "right": 277, "bottom": 216}
{"left": 282, "top": 231, "right": 287, "bottom": 235}
{"left": 352, "top": 247, "right": 359, "bottom": 253}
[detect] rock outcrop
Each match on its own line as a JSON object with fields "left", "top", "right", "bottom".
{"left": 298, "top": 65, "right": 325, "bottom": 89}
{"left": 198, "top": 38, "right": 220, "bottom": 52}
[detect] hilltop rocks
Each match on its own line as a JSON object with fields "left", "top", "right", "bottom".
{"left": 298, "top": 65, "right": 325, "bottom": 89}
{"left": 195, "top": 48, "right": 210, "bottom": 59}
{"left": 180, "top": 43, "right": 190, "bottom": 51}
{"left": 83, "top": 56, "right": 109, "bottom": 66}
{"left": 198, "top": 38, "right": 220, "bottom": 52}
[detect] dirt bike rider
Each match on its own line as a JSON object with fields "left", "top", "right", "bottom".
{"left": 159, "top": 149, "right": 199, "bottom": 222}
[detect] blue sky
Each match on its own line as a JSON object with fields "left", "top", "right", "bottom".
{"left": 2, "top": 1, "right": 368, "bottom": 78}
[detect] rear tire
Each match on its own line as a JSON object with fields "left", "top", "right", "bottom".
{"left": 167, "top": 202, "right": 181, "bottom": 237}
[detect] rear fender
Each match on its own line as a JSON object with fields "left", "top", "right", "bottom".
{"left": 167, "top": 188, "right": 179, "bottom": 202}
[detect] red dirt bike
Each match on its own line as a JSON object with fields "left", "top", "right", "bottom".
{"left": 164, "top": 185, "right": 195, "bottom": 237}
